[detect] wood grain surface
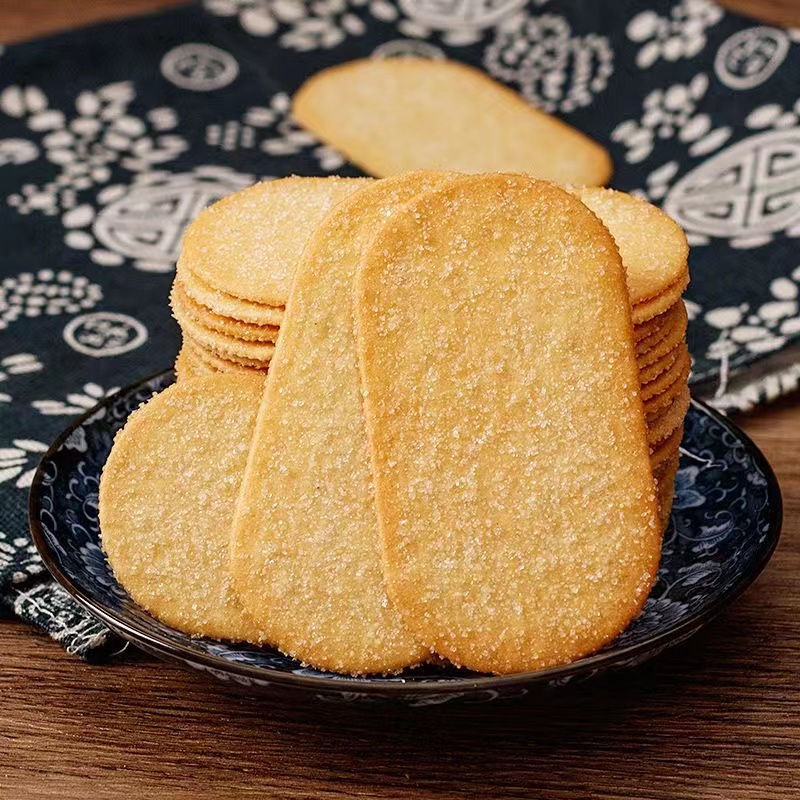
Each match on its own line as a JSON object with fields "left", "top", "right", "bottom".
{"left": 1, "top": 2, "right": 799, "bottom": 799}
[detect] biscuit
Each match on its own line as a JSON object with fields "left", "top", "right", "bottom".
{"left": 180, "top": 176, "right": 370, "bottom": 306}
{"left": 182, "top": 335, "right": 267, "bottom": 375}
{"left": 355, "top": 174, "right": 660, "bottom": 674}
{"left": 650, "top": 424, "right": 684, "bottom": 468}
{"left": 174, "top": 345, "right": 213, "bottom": 382}
{"left": 635, "top": 301, "right": 685, "bottom": 350}
{"left": 636, "top": 303, "right": 688, "bottom": 369}
{"left": 178, "top": 272, "right": 285, "bottom": 327}
{"left": 294, "top": 59, "right": 612, "bottom": 185}
{"left": 641, "top": 345, "right": 691, "bottom": 403}
{"left": 647, "top": 385, "right": 691, "bottom": 447}
{"left": 575, "top": 188, "right": 689, "bottom": 308}
{"left": 634, "top": 302, "right": 680, "bottom": 344}
{"left": 176, "top": 310, "right": 276, "bottom": 364}
{"left": 639, "top": 344, "right": 681, "bottom": 386}
{"left": 231, "top": 174, "right": 449, "bottom": 675}
{"left": 98, "top": 375, "right": 264, "bottom": 641}
{"left": 631, "top": 276, "right": 690, "bottom": 325}
{"left": 171, "top": 282, "right": 279, "bottom": 343}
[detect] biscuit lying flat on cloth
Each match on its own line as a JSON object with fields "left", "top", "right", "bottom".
{"left": 231, "top": 174, "right": 448, "bottom": 675}
{"left": 355, "top": 174, "right": 660, "bottom": 674}
{"left": 294, "top": 59, "right": 611, "bottom": 186}
{"left": 179, "top": 176, "right": 370, "bottom": 306}
{"left": 99, "top": 375, "right": 263, "bottom": 641}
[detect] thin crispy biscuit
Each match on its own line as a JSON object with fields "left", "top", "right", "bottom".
{"left": 355, "top": 174, "right": 660, "bottom": 674}
{"left": 174, "top": 345, "right": 213, "bottom": 382}
{"left": 575, "top": 188, "right": 689, "bottom": 306}
{"left": 171, "top": 282, "right": 279, "bottom": 343}
{"left": 650, "top": 424, "right": 684, "bottom": 467}
{"left": 631, "top": 276, "right": 690, "bottom": 325}
{"left": 231, "top": 174, "right": 450, "bottom": 675}
{"left": 294, "top": 59, "right": 611, "bottom": 185}
{"left": 637, "top": 303, "right": 688, "bottom": 369}
{"left": 180, "top": 176, "right": 370, "bottom": 306}
{"left": 98, "top": 375, "right": 264, "bottom": 641}
{"left": 647, "top": 385, "right": 691, "bottom": 447}
{"left": 641, "top": 345, "right": 691, "bottom": 402}
{"left": 639, "top": 344, "right": 681, "bottom": 386}
{"left": 177, "top": 311, "right": 275, "bottom": 363}
{"left": 634, "top": 301, "right": 683, "bottom": 343}
{"left": 182, "top": 335, "right": 267, "bottom": 375}
{"left": 635, "top": 301, "right": 686, "bottom": 353}
{"left": 657, "top": 464, "right": 679, "bottom": 529}
{"left": 178, "top": 272, "right": 285, "bottom": 327}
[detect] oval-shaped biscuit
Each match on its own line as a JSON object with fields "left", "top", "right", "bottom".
{"left": 575, "top": 187, "right": 689, "bottom": 307}
{"left": 180, "top": 176, "right": 370, "bottom": 306}
{"left": 355, "top": 174, "right": 661, "bottom": 674}
{"left": 231, "top": 173, "right": 450, "bottom": 675}
{"left": 294, "top": 59, "right": 612, "bottom": 185}
{"left": 98, "top": 375, "right": 264, "bottom": 641}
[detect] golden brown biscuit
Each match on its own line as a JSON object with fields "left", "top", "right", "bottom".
{"left": 632, "top": 276, "right": 690, "bottom": 325}
{"left": 641, "top": 345, "right": 691, "bottom": 403}
{"left": 175, "top": 309, "right": 275, "bottom": 364}
{"left": 647, "top": 385, "right": 691, "bottom": 447}
{"left": 171, "top": 282, "right": 279, "bottom": 343}
{"left": 637, "top": 303, "right": 688, "bottom": 369}
{"left": 178, "top": 272, "right": 285, "bottom": 327}
{"left": 635, "top": 301, "right": 685, "bottom": 351}
{"left": 231, "top": 174, "right": 449, "bottom": 675}
{"left": 634, "top": 301, "right": 682, "bottom": 343}
{"left": 575, "top": 188, "right": 689, "bottom": 307}
{"left": 294, "top": 59, "right": 612, "bottom": 185}
{"left": 355, "top": 174, "right": 660, "bottom": 674}
{"left": 639, "top": 344, "right": 682, "bottom": 386}
{"left": 182, "top": 335, "right": 267, "bottom": 375}
{"left": 650, "top": 424, "right": 684, "bottom": 468}
{"left": 98, "top": 375, "right": 264, "bottom": 641}
{"left": 180, "top": 176, "right": 370, "bottom": 306}
{"left": 174, "top": 345, "right": 213, "bottom": 382}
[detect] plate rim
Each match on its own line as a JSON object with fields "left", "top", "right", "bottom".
{"left": 28, "top": 368, "right": 783, "bottom": 696}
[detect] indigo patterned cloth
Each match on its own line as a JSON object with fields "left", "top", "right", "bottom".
{"left": 1, "top": 0, "right": 798, "bottom": 657}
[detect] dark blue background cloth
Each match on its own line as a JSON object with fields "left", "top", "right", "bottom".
{"left": 1, "top": 0, "right": 798, "bottom": 656}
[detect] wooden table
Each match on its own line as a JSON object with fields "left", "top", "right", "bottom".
{"left": 1, "top": 2, "right": 799, "bottom": 798}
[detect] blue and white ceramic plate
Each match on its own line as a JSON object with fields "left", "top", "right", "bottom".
{"left": 29, "top": 370, "right": 781, "bottom": 705}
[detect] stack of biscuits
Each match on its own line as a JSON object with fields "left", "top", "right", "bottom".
{"left": 575, "top": 188, "right": 690, "bottom": 528}
{"left": 171, "top": 176, "right": 368, "bottom": 379}
{"left": 171, "top": 177, "right": 690, "bottom": 528}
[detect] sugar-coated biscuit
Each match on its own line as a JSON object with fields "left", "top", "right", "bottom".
{"left": 631, "top": 277, "right": 690, "bottom": 325}
{"left": 176, "top": 307, "right": 276, "bottom": 363}
{"left": 635, "top": 301, "right": 686, "bottom": 352}
{"left": 178, "top": 272, "right": 285, "bottom": 327}
{"left": 179, "top": 176, "right": 370, "bottom": 306}
{"left": 641, "top": 345, "right": 691, "bottom": 403}
{"left": 355, "top": 174, "right": 660, "bottom": 674}
{"left": 636, "top": 303, "right": 688, "bottom": 369}
{"left": 646, "top": 385, "right": 691, "bottom": 447}
{"left": 650, "top": 424, "right": 684, "bottom": 467}
{"left": 182, "top": 335, "right": 267, "bottom": 375}
{"left": 171, "top": 282, "right": 279, "bottom": 343}
{"left": 294, "top": 59, "right": 612, "bottom": 185}
{"left": 639, "top": 344, "right": 682, "bottom": 386}
{"left": 98, "top": 375, "right": 264, "bottom": 641}
{"left": 231, "top": 174, "right": 450, "bottom": 675}
{"left": 174, "top": 344, "right": 213, "bottom": 382}
{"left": 634, "top": 302, "right": 682, "bottom": 343}
{"left": 575, "top": 188, "right": 689, "bottom": 307}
